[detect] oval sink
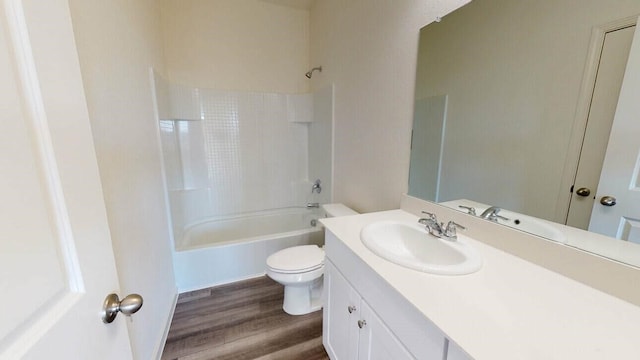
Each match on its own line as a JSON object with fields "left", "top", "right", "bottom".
{"left": 498, "top": 213, "right": 567, "bottom": 244}
{"left": 360, "top": 221, "right": 482, "bottom": 275}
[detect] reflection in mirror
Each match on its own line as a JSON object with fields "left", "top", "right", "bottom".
{"left": 410, "top": 0, "right": 640, "bottom": 267}
{"left": 408, "top": 95, "right": 447, "bottom": 202}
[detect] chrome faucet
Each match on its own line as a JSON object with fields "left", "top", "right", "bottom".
{"left": 306, "top": 202, "right": 320, "bottom": 209}
{"left": 418, "top": 211, "right": 465, "bottom": 241}
{"left": 479, "top": 206, "right": 509, "bottom": 222}
{"left": 458, "top": 205, "right": 476, "bottom": 216}
{"left": 418, "top": 211, "right": 442, "bottom": 236}
{"left": 442, "top": 220, "right": 465, "bottom": 240}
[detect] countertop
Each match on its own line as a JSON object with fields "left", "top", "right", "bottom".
{"left": 321, "top": 209, "right": 640, "bottom": 360}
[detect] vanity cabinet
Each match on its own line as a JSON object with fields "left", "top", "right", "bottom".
{"left": 323, "top": 259, "right": 359, "bottom": 359}
{"left": 323, "top": 260, "right": 414, "bottom": 359}
{"left": 323, "top": 230, "right": 463, "bottom": 360}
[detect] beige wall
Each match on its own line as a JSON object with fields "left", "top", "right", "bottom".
{"left": 309, "top": 0, "right": 470, "bottom": 213}
{"left": 68, "top": 0, "right": 176, "bottom": 358}
{"left": 160, "top": 0, "right": 310, "bottom": 93}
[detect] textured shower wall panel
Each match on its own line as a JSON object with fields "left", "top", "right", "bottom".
{"left": 198, "top": 90, "right": 310, "bottom": 215}
{"left": 287, "top": 93, "right": 313, "bottom": 123}
{"left": 168, "top": 188, "right": 214, "bottom": 241}
{"left": 176, "top": 121, "right": 208, "bottom": 189}
{"left": 159, "top": 120, "right": 209, "bottom": 190}
{"left": 163, "top": 90, "right": 313, "bottom": 231}
{"left": 159, "top": 120, "right": 183, "bottom": 190}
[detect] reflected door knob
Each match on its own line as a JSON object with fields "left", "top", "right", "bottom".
{"left": 600, "top": 196, "right": 617, "bottom": 206}
{"left": 102, "top": 293, "right": 144, "bottom": 323}
{"left": 575, "top": 187, "right": 591, "bottom": 197}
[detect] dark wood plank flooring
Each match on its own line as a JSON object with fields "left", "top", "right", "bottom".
{"left": 161, "top": 276, "right": 330, "bottom": 360}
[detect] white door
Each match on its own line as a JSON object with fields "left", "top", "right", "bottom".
{"left": 0, "top": 0, "right": 132, "bottom": 359}
{"left": 565, "top": 25, "right": 636, "bottom": 229}
{"left": 589, "top": 20, "right": 640, "bottom": 243}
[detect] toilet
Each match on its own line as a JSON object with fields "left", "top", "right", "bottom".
{"left": 266, "top": 203, "right": 358, "bottom": 315}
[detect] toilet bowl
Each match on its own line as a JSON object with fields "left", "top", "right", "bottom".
{"left": 266, "top": 245, "right": 325, "bottom": 315}
{"left": 266, "top": 203, "right": 358, "bottom": 315}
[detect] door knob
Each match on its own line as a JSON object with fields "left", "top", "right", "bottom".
{"left": 600, "top": 196, "right": 617, "bottom": 206}
{"left": 575, "top": 187, "right": 591, "bottom": 197}
{"left": 102, "top": 293, "right": 143, "bottom": 323}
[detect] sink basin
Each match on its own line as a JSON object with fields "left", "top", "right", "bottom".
{"left": 439, "top": 199, "right": 567, "bottom": 243}
{"left": 360, "top": 221, "right": 482, "bottom": 275}
{"left": 496, "top": 213, "right": 567, "bottom": 243}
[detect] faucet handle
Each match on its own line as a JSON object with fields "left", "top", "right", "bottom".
{"left": 421, "top": 211, "right": 437, "bottom": 220}
{"left": 311, "top": 179, "right": 322, "bottom": 194}
{"left": 492, "top": 214, "right": 509, "bottom": 222}
{"left": 443, "top": 221, "right": 466, "bottom": 240}
{"left": 458, "top": 205, "right": 476, "bottom": 216}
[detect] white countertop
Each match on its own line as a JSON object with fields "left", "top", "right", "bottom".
{"left": 321, "top": 209, "right": 640, "bottom": 360}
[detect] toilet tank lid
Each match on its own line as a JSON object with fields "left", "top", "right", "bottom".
{"left": 267, "top": 245, "right": 324, "bottom": 272}
{"left": 322, "top": 203, "right": 359, "bottom": 217}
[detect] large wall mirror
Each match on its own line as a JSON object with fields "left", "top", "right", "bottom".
{"left": 410, "top": 0, "right": 640, "bottom": 267}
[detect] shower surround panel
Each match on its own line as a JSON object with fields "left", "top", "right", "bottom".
{"left": 160, "top": 87, "right": 314, "bottom": 231}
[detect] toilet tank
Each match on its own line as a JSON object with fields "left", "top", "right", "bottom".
{"left": 322, "top": 203, "right": 358, "bottom": 218}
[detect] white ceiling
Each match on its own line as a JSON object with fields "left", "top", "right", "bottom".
{"left": 259, "top": 0, "right": 315, "bottom": 10}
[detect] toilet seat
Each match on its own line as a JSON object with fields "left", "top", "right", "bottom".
{"left": 266, "top": 245, "right": 324, "bottom": 274}
{"left": 267, "top": 262, "right": 323, "bottom": 274}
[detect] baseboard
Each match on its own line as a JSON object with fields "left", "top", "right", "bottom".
{"left": 178, "top": 272, "right": 266, "bottom": 294}
{"left": 152, "top": 288, "right": 179, "bottom": 360}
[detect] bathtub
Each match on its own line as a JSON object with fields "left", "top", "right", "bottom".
{"left": 173, "top": 208, "right": 324, "bottom": 292}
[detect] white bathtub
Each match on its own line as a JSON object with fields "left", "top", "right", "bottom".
{"left": 173, "top": 208, "right": 324, "bottom": 292}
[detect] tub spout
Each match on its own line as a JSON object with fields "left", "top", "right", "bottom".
{"left": 306, "top": 202, "right": 320, "bottom": 209}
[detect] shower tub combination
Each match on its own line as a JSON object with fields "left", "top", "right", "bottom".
{"left": 173, "top": 207, "right": 324, "bottom": 292}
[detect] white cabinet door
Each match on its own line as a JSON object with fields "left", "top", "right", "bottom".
{"left": 324, "top": 260, "right": 416, "bottom": 360}
{"left": 357, "top": 300, "right": 415, "bottom": 360}
{"left": 323, "top": 261, "right": 361, "bottom": 360}
{"left": 0, "top": 0, "right": 131, "bottom": 358}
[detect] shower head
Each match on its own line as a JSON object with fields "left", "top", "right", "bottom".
{"left": 305, "top": 66, "right": 322, "bottom": 79}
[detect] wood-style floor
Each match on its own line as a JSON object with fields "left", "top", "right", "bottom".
{"left": 161, "top": 276, "right": 330, "bottom": 360}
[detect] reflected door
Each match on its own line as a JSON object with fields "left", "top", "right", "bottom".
{"left": 566, "top": 25, "right": 635, "bottom": 229}
{"left": 589, "top": 21, "right": 640, "bottom": 243}
{"left": 0, "top": 0, "right": 131, "bottom": 358}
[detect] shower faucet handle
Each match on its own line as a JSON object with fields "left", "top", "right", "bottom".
{"left": 311, "top": 179, "right": 322, "bottom": 194}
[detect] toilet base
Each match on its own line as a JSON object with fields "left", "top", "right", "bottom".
{"left": 282, "top": 277, "right": 323, "bottom": 315}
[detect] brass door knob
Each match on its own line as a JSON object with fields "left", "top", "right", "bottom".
{"left": 576, "top": 187, "right": 591, "bottom": 197}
